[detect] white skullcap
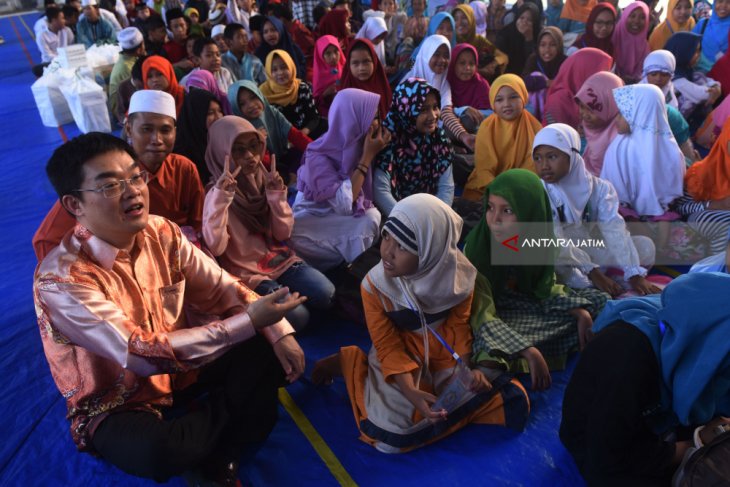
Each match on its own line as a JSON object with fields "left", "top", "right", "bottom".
{"left": 129, "top": 90, "right": 177, "bottom": 120}
{"left": 81, "top": 0, "right": 97, "bottom": 7}
{"left": 211, "top": 24, "right": 225, "bottom": 37}
{"left": 117, "top": 27, "right": 144, "bottom": 50}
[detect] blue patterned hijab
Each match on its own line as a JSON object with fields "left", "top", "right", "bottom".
{"left": 375, "top": 78, "right": 452, "bottom": 200}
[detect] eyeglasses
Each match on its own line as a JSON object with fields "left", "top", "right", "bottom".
{"left": 231, "top": 141, "right": 262, "bottom": 156}
{"left": 75, "top": 171, "right": 149, "bottom": 198}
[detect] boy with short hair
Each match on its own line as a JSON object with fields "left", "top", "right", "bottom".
{"left": 36, "top": 6, "right": 75, "bottom": 65}
{"left": 142, "top": 15, "right": 166, "bottom": 56}
{"left": 132, "top": 0, "right": 155, "bottom": 31}
{"left": 221, "top": 22, "right": 266, "bottom": 84}
{"left": 182, "top": 37, "right": 236, "bottom": 92}
{"left": 163, "top": 8, "right": 193, "bottom": 69}
{"left": 62, "top": 4, "right": 80, "bottom": 34}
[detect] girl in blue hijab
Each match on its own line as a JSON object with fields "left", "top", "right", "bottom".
{"left": 561, "top": 272, "right": 730, "bottom": 485}
{"left": 409, "top": 12, "right": 457, "bottom": 62}
{"left": 665, "top": 31, "right": 722, "bottom": 128}
{"left": 692, "top": 0, "right": 730, "bottom": 71}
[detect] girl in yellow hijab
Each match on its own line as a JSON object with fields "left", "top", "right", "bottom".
{"left": 259, "top": 49, "right": 325, "bottom": 137}
{"left": 648, "top": 0, "right": 695, "bottom": 51}
{"left": 452, "top": 3, "right": 509, "bottom": 80}
{"left": 462, "top": 74, "right": 543, "bottom": 201}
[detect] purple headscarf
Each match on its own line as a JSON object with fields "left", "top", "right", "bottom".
{"left": 296, "top": 88, "right": 380, "bottom": 215}
{"left": 184, "top": 69, "right": 232, "bottom": 115}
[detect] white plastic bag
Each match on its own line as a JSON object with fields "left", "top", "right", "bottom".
{"left": 85, "top": 44, "right": 121, "bottom": 68}
{"left": 30, "top": 64, "right": 75, "bottom": 127}
{"left": 59, "top": 69, "right": 112, "bottom": 133}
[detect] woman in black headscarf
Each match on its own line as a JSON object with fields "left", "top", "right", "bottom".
{"left": 173, "top": 87, "right": 224, "bottom": 185}
{"left": 496, "top": 2, "right": 543, "bottom": 75}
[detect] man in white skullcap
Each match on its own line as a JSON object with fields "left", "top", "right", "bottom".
{"left": 109, "top": 26, "right": 146, "bottom": 121}
{"left": 34, "top": 127, "right": 305, "bottom": 484}
{"left": 33, "top": 90, "right": 204, "bottom": 261}
{"left": 78, "top": 0, "right": 124, "bottom": 32}
{"left": 76, "top": 0, "right": 116, "bottom": 47}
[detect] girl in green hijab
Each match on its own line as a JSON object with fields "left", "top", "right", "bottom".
{"left": 465, "top": 169, "right": 608, "bottom": 391}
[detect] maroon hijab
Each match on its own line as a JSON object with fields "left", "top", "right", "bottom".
{"left": 339, "top": 38, "right": 392, "bottom": 118}
{"left": 447, "top": 43, "right": 491, "bottom": 109}
{"left": 318, "top": 8, "right": 351, "bottom": 50}
{"left": 573, "top": 3, "right": 616, "bottom": 56}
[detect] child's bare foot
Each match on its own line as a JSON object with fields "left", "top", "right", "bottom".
{"left": 311, "top": 353, "right": 342, "bottom": 385}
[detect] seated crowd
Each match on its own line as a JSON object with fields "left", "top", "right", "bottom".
{"left": 30, "top": 0, "right": 730, "bottom": 485}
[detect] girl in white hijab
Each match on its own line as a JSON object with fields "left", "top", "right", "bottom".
{"left": 312, "top": 194, "right": 529, "bottom": 453}
{"left": 405, "top": 34, "right": 453, "bottom": 107}
{"left": 356, "top": 16, "right": 389, "bottom": 66}
{"left": 600, "top": 84, "right": 685, "bottom": 219}
{"left": 640, "top": 50, "right": 679, "bottom": 108}
{"left": 533, "top": 123, "right": 660, "bottom": 297}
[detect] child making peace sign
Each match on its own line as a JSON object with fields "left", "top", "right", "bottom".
{"left": 203, "top": 116, "right": 335, "bottom": 331}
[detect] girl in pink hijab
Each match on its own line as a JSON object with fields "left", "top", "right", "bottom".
{"left": 542, "top": 48, "right": 614, "bottom": 127}
{"left": 612, "top": 2, "right": 650, "bottom": 84}
{"left": 183, "top": 68, "right": 232, "bottom": 115}
{"left": 313, "top": 35, "right": 346, "bottom": 117}
{"left": 575, "top": 71, "right": 624, "bottom": 175}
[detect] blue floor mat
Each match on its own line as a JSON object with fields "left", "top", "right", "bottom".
{"left": 0, "top": 12, "right": 587, "bottom": 486}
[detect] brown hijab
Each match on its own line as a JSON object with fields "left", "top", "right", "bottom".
{"left": 205, "top": 115, "right": 270, "bottom": 235}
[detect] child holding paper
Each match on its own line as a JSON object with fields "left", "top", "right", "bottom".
{"left": 312, "top": 194, "right": 529, "bottom": 453}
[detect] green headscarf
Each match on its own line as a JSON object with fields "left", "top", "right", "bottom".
{"left": 464, "top": 168, "right": 557, "bottom": 300}
{"left": 227, "top": 79, "right": 292, "bottom": 157}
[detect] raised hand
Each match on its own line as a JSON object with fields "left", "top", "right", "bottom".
{"left": 215, "top": 155, "right": 242, "bottom": 192}
{"left": 363, "top": 124, "right": 392, "bottom": 159}
{"left": 259, "top": 153, "right": 285, "bottom": 190}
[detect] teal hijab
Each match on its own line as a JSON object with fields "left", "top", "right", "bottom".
{"left": 227, "top": 79, "right": 292, "bottom": 157}
{"left": 593, "top": 272, "right": 730, "bottom": 426}
{"left": 464, "top": 168, "right": 557, "bottom": 300}
{"left": 428, "top": 12, "right": 457, "bottom": 47}
{"left": 410, "top": 12, "right": 457, "bottom": 62}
